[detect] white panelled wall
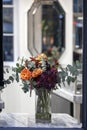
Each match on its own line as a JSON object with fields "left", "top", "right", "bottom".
{"left": 2, "top": 0, "right": 73, "bottom": 113}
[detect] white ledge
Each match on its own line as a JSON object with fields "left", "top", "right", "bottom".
{"left": 53, "top": 88, "right": 82, "bottom": 104}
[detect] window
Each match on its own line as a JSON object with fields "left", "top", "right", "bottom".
{"left": 74, "top": 17, "right": 83, "bottom": 49}
{"left": 73, "top": 0, "right": 83, "bottom": 62}
{"left": 3, "top": 0, "right": 13, "bottom": 5}
{"left": 73, "top": 0, "right": 83, "bottom": 13}
{"left": 3, "top": 0, "right": 14, "bottom": 62}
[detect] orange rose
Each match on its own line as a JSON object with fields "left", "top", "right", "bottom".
{"left": 20, "top": 68, "right": 31, "bottom": 80}
{"left": 32, "top": 68, "right": 43, "bottom": 78}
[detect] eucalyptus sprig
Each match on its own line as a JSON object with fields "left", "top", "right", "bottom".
{"left": 58, "top": 61, "right": 82, "bottom": 86}
{"left": 3, "top": 56, "right": 82, "bottom": 92}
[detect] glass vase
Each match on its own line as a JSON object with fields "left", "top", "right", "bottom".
{"left": 35, "top": 88, "right": 51, "bottom": 123}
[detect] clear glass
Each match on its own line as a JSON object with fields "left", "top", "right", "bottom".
{"left": 3, "top": 0, "right": 13, "bottom": 5}
{"left": 3, "top": 8, "right": 13, "bottom": 33}
{"left": 35, "top": 88, "right": 51, "bottom": 123}
{"left": 73, "top": 0, "right": 83, "bottom": 13}
{"left": 73, "top": 16, "right": 83, "bottom": 63}
{"left": 3, "top": 36, "right": 14, "bottom": 61}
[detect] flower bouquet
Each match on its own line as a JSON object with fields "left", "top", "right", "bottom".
{"left": 15, "top": 53, "right": 59, "bottom": 94}
{"left": 13, "top": 53, "right": 59, "bottom": 123}
{"left": 4, "top": 52, "right": 82, "bottom": 123}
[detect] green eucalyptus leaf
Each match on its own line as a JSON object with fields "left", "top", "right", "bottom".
{"left": 66, "top": 76, "right": 72, "bottom": 85}
{"left": 71, "top": 77, "right": 77, "bottom": 82}
{"left": 4, "top": 79, "right": 11, "bottom": 84}
{"left": 16, "top": 63, "right": 19, "bottom": 67}
{"left": 16, "top": 66, "right": 24, "bottom": 73}
{"left": 9, "top": 76, "right": 14, "bottom": 82}
{"left": 6, "top": 68, "right": 9, "bottom": 73}
{"left": 32, "top": 81, "right": 37, "bottom": 87}
{"left": 16, "top": 72, "right": 19, "bottom": 82}
{"left": 28, "top": 61, "right": 35, "bottom": 70}
{"left": 22, "top": 80, "right": 30, "bottom": 85}
{"left": 0, "top": 86, "right": 5, "bottom": 90}
{"left": 12, "top": 67, "right": 16, "bottom": 72}
{"left": 22, "top": 84, "right": 29, "bottom": 93}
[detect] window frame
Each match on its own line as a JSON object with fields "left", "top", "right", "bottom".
{"left": 82, "top": 0, "right": 87, "bottom": 129}
{"left": 3, "top": 0, "right": 19, "bottom": 67}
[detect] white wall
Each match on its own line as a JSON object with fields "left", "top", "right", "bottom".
{"left": 2, "top": 0, "right": 73, "bottom": 113}
{"left": 2, "top": 0, "right": 35, "bottom": 114}
{"left": 59, "top": 0, "right": 73, "bottom": 66}
{"left": 18, "top": 0, "right": 34, "bottom": 58}
{"left": 2, "top": 67, "right": 35, "bottom": 114}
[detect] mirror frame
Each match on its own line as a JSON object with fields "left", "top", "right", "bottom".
{"left": 0, "top": 0, "right": 87, "bottom": 130}
{"left": 27, "top": 0, "right": 66, "bottom": 57}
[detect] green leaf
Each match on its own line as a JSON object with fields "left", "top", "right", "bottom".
{"left": 16, "top": 72, "right": 19, "bottom": 82}
{"left": 22, "top": 80, "right": 30, "bottom": 85}
{"left": 4, "top": 79, "right": 11, "bottom": 84}
{"left": 71, "top": 77, "right": 77, "bottom": 82}
{"left": 9, "top": 76, "right": 14, "bottom": 82}
{"left": 16, "top": 63, "right": 19, "bottom": 67}
{"left": 66, "top": 76, "right": 73, "bottom": 85}
{"left": 0, "top": 86, "right": 5, "bottom": 90}
{"left": 12, "top": 67, "right": 16, "bottom": 72}
{"left": 32, "top": 81, "right": 37, "bottom": 87}
{"left": 6, "top": 68, "right": 9, "bottom": 73}
{"left": 22, "top": 84, "right": 29, "bottom": 93}
{"left": 75, "top": 60, "right": 82, "bottom": 69}
{"left": 16, "top": 66, "right": 24, "bottom": 73}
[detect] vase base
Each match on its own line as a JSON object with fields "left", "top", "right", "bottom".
{"left": 35, "top": 113, "right": 51, "bottom": 123}
{"left": 36, "top": 119, "right": 51, "bottom": 123}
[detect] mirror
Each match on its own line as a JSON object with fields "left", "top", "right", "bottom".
{"left": 27, "top": 0, "right": 65, "bottom": 58}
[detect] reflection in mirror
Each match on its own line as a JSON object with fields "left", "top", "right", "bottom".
{"left": 42, "top": 1, "right": 65, "bottom": 57}
{"left": 27, "top": 0, "right": 65, "bottom": 58}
